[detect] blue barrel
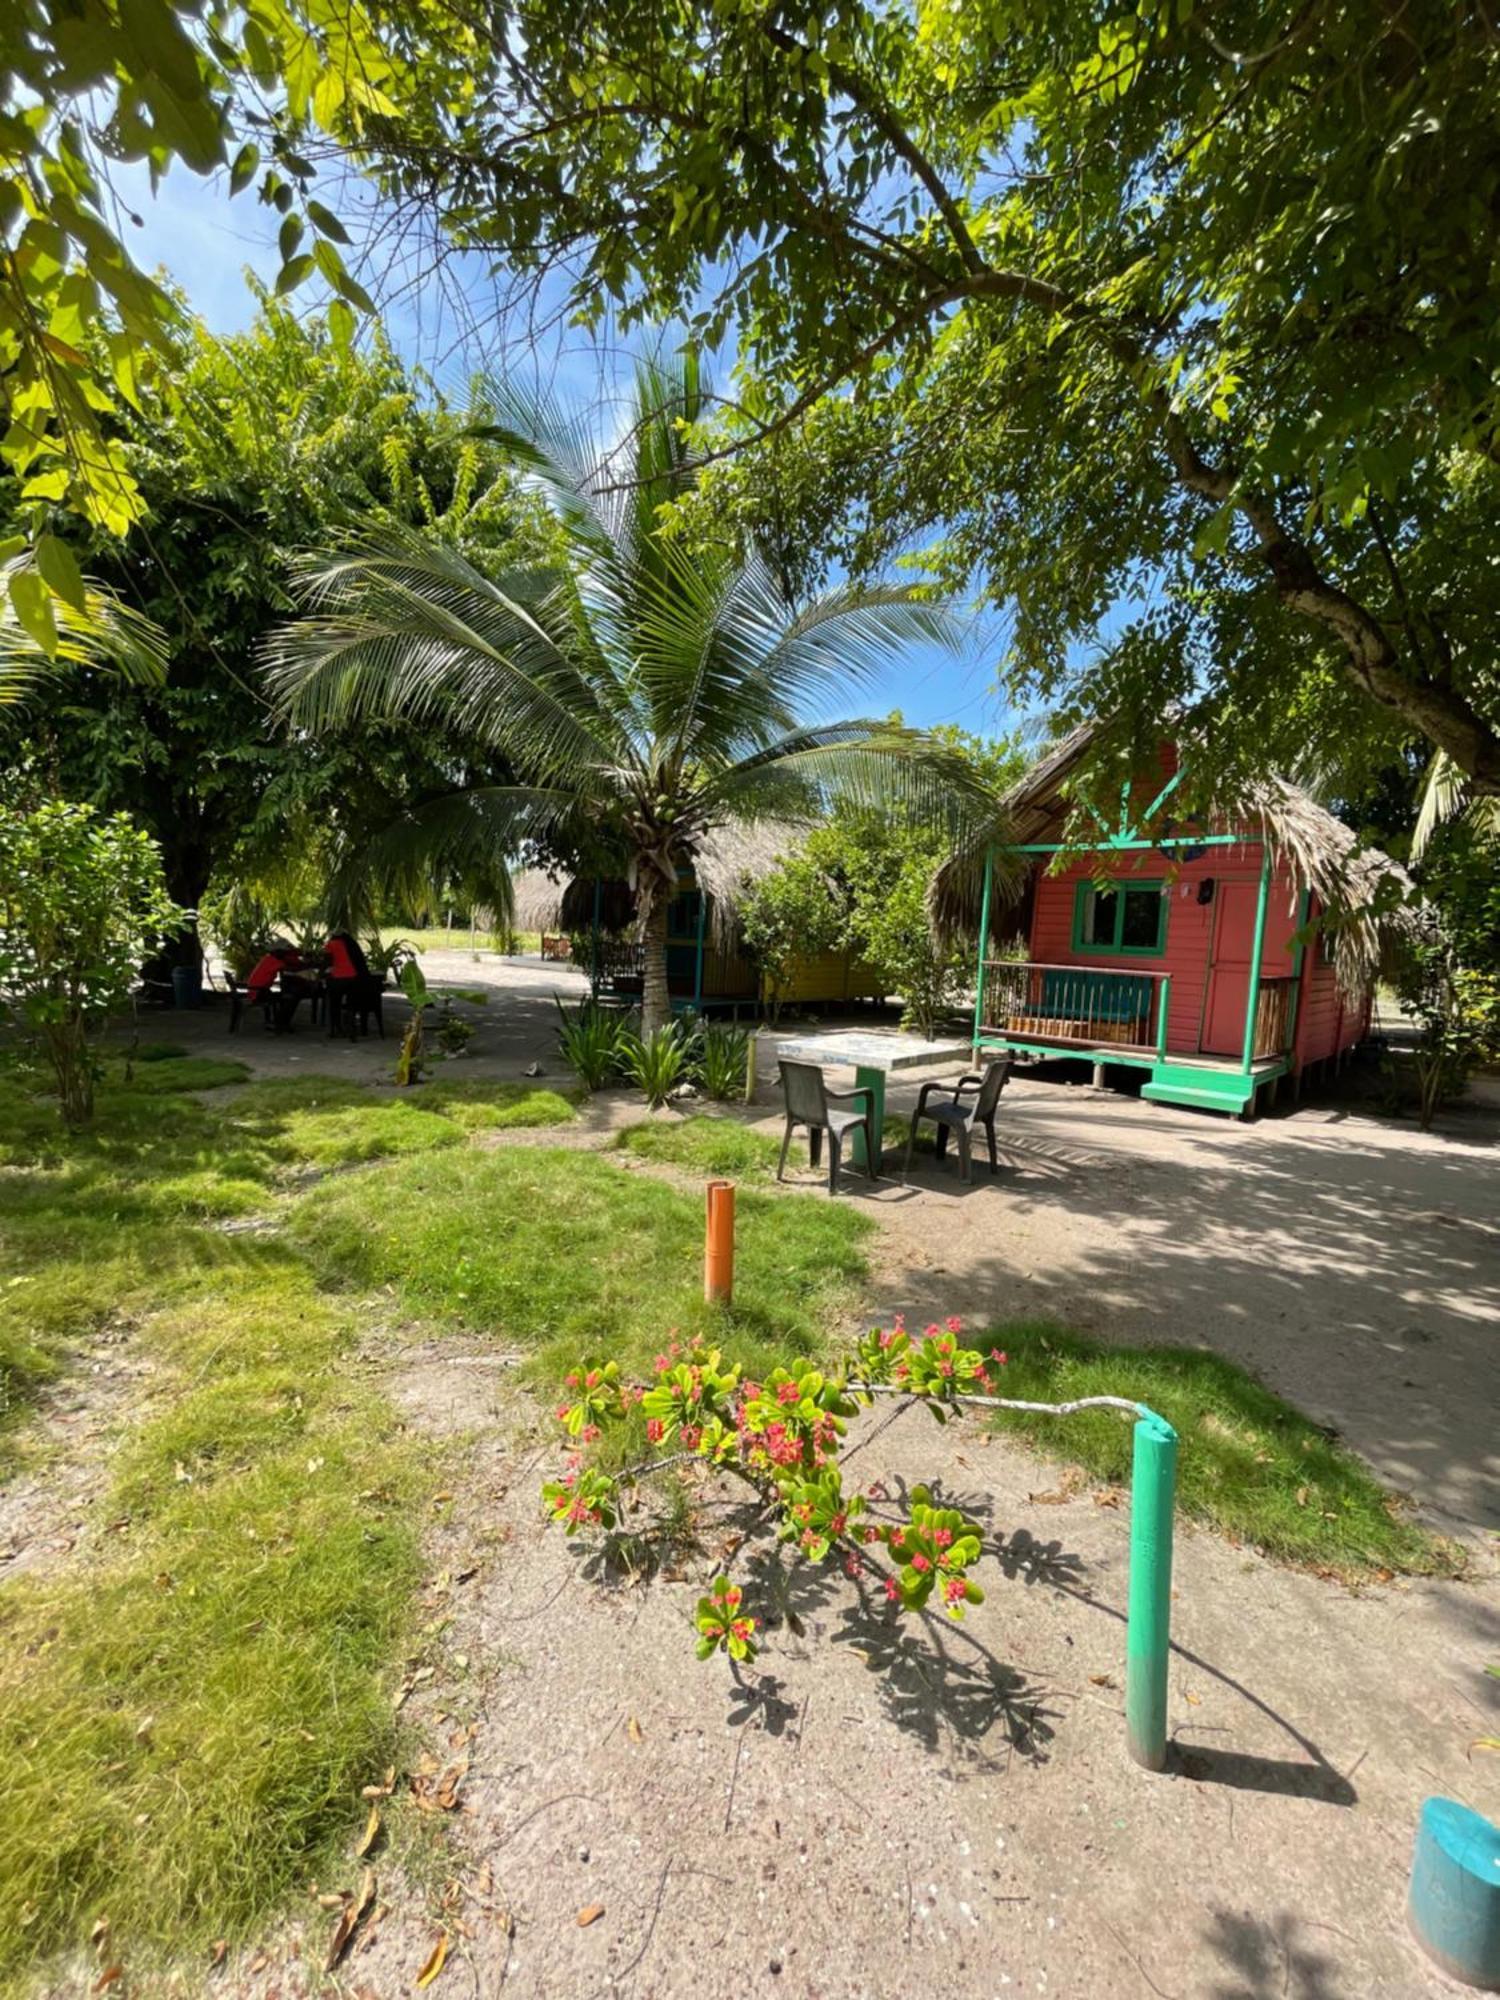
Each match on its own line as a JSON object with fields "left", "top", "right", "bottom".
{"left": 171, "top": 964, "right": 202, "bottom": 1009}
{"left": 1409, "top": 1796, "right": 1500, "bottom": 1988}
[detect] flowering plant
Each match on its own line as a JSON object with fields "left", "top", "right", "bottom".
{"left": 695, "top": 1576, "right": 758, "bottom": 1662}
{"left": 540, "top": 1317, "right": 1017, "bottom": 1662}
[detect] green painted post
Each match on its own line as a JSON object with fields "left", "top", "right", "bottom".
{"left": 972, "top": 848, "right": 994, "bottom": 1054}
{"left": 1239, "top": 843, "right": 1273, "bottom": 1074}
{"left": 1126, "top": 1407, "right": 1178, "bottom": 1772}
{"left": 1155, "top": 973, "right": 1171, "bottom": 1060}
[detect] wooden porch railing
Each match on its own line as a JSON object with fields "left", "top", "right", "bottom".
{"left": 1253, "top": 976, "right": 1295, "bottom": 1059}
{"left": 979, "top": 960, "right": 1171, "bottom": 1056}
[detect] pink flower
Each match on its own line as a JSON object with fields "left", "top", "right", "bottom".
{"left": 912, "top": 1553, "right": 932, "bottom": 1573}
{"left": 934, "top": 1528, "right": 953, "bottom": 1548}
{"left": 730, "top": 1619, "right": 753, "bottom": 1643}
{"left": 862, "top": 1526, "right": 880, "bottom": 1545}
{"left": 944, "top": 1578, "right": 967, "bottom": 1604}
{"left": 554, "top": 1404, "right": 571, "bottom": 1422}
{"left": 565, "top": 1372, "right": 581, "bottom": 1389}
{"left": 890, "top": 1527, "right": 904, "bottom": 1546}
{"left": 829, "top": 1513, "right": 846, "bottom": 1536}
{"left": 680, "top": 1425, "right": 701, "bottom": 1450}
{"left": 585, "top": 1370, "right": 601, "bottom": 1390}
{"left": 946, "top": 1317, "right": 963, "bottom": 1334}
{"left": 990, "top": 1348, "right": 1008, "bottom": 1365}
{"left": 844, "top": 1555, "right": 863, "bottom": 1579}
{"left": 883, "top": 1577, "right": 900, "bottom": 1603}
{"left": 777, "top": 1381, "right": 801, "bottom": 1405}
{"left": 581, "top": 1423, "right": 601, "bottom": 1444}
{"left": 646, "top": 1418, "right": 665, "bottom": 1445}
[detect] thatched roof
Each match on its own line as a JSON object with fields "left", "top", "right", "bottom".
{"left": 947, "top": 720, "right": 1413, "bottom": 992}
{"left": 508, "top": 819, "right": 807, "bottom": 942}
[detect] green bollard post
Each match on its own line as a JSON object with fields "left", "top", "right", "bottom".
{"left": 1125, "top": 1407, "right": 1178, "bottom": 1772}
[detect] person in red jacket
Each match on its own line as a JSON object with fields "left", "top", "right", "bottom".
{"left": 324, "top": 931, "right": 376, "bottom": 1037}
{"left": 244, "top": 941, "right": 313, "bottom": 1032}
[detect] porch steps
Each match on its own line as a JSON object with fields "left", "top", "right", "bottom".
{"left": 1141, "top": 1064, "right": 1255, "bottom": 1115}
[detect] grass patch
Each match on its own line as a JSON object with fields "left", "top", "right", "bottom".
{"left": 291, "top": 1146, "right": 871, "bottom": 1383}
{"left": 0, "top": 1073, "right": 434, "bottom": 1989}
{"left": 419, "top": 1077, "right": 577, "bottom": 1133}
{"left": 113, "top": 1054, "right": 251, "bottom": 1093}
{"left": 0, "top": 1055, "right": 859, "bottom": 1985}
{"left": 614, "top": 1114, "right": 781, "bottom": 1178}
{"left": 985, "top": 1321, "right": 1461, "bottom": 1578}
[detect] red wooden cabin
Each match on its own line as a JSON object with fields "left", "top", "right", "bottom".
{"left": 971, "top": 731, "right": 1402, "bottom": 1118}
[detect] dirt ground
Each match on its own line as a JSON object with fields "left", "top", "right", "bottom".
{"left": 126, "top": 959, "right": 1500, "bottom": 1998}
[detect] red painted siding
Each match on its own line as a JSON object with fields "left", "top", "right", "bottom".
{"left": 1292, "top": 908, "right": 1367, "bottom": 1066}
{"left": 1027, "top": 845, "right": 1304, "bottom": 1056}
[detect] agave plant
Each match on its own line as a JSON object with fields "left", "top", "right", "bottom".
{"left": 555, "top": 998, "right": 630, "bottom": 1093}
{"left": 618, "top": 1020, "right": 695, "bottom": 1109}
{"left": 698, "top": 1021, "right": 750, "bottom": 1101}
{"left": 265, "top": 351, "right": 986, "bottom": 1035}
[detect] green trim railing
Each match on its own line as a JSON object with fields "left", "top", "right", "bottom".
{"left": 979, "top": 959, "right": 1171, "bottom": 1055}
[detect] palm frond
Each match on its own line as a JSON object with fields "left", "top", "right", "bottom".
{"left": 0, "top": 556, "right": 166, "bottom": 706}
{"left": 324, "top": 784, "right": 582, "bottom": 922}
{"left": 1411, "top": 750, "right": 1499, "bottom": 859}
{"left": 703, "top": 721, "right": 997, "bottom": 836}
{"left": 264, "top": 527, "right": 620, "bottom": 782}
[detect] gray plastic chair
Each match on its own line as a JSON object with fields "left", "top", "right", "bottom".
{"left": 903, "top": 1058, "right": 1013, "bottom": 1183}
{"left": 776, "top": 1059, "right": 877, "bottom": 1195}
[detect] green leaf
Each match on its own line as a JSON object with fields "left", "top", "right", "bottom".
{"left": 278, "top": 212, "right": 304, "bottom": 261}
{"left": 332, "top": 267, "right": 376, "bottom": 314}
{"left": 307, "top": 199, "right": 351, "bottom": 245}
{"left": 9, "top": 567, "right": 59, "bottom": 657}
{"left": 275, "top": 253, "right": 317, "bottom": 296}
{"left": 34, "top": 534, "right": 87, "bottom": 613}
{"left": 229, "top": 141, "right": 259, "bottom": 196}
{"left": 327, "top": 298, "right": 356, "bottom": 351}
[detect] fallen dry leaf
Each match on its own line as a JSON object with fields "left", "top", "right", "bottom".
{"left": 1088, "top": 1673, "right": 1118, "bottom": 1690}
{"left": 1184, "top": 1691, "right": 1203, "bottom": 1707}
{"left": 1296, "top": 1485, "right": 1310, "bottom": 1508}
{"left": 454, "top": 1566, "right": 478, "bottom": 1585}
{"left": 475, "top": 1861, "right": 494, "bottom": 1897}
{"left": 361, "top": 1767, "right": 397, "bottom": 1800}
{"left": 325, "top": 1869, "right": 375, "bottom": 1972}
{"left": 356, "top": 1805, "right": 381, "bottom": 1858}
{"left": 414, "top": 1933, "right": 449, "bottom": 1987}
{"left": 209, "top": 1940, "right": 227, "bottom": 1969}
{"left": 575, "top": 1905, "right": 605, "bottom": 1928}
{"left": 93, "top": 1971, "right": 122, "bottom": 1994}
{"left": 90, "top": 1917, "right": 111, "bottom": 1952}
{"left": 625, "top": 1716, "right": 644, "bottom": 1744}
{"left": 247, "top": 1951, "right": 269, "bottom": 1973}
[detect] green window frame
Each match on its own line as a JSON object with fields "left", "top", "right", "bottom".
{"left": 1071, "top": 879, "right": 1167, "bottom": 957}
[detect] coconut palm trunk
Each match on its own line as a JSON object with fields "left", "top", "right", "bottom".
{"left": 640, "top": 895, "right": 672, "bottom": 1038}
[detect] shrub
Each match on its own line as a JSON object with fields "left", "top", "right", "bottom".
{"left": 0, "top": 802, "right": 184, "bottom": 1124}
{"left": 618, "top": 1020, "right": 694, "bottom": 1107}
{"left": 555, "top": 998, "right": 631, "bottom": 1091}
{"left": 698, "top": 1021, "right": 750, "bottom": 1100}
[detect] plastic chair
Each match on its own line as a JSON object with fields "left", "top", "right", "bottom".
{"left": 903, "top": 1059, "right": 1013, "bottom": 1183}
{"left": 776, "top": 1059, "right": 876, "bottom": 1195}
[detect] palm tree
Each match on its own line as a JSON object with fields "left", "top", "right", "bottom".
{"left": 265, "top": 353, "right": 983, "bottom": 1036}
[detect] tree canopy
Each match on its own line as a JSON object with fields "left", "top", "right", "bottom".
{"left": 2, "top": 299, "right": 547, "bottom": 962}
{"left": 266, "top": 352, "right": 986, "bottom": 1033}
{"left": 262, "top": 0, "right": 1499, "bottom": 803}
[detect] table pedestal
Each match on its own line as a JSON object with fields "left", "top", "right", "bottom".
{"left": 852, "top": 1064, "right": 886, "bottom": 1172}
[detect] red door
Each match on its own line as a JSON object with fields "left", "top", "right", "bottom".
{"left": 1200, "top": 881, "right": 1261, "bottom": 1055}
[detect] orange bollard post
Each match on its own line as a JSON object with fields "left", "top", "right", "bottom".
{"left": 704, "top": 1179, "right": 735, "bottom": 1304}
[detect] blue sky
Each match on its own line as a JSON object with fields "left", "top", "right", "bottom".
{"left": 116, "top": 160, "right": 1020, "bottom": 740}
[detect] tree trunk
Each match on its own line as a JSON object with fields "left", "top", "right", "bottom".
{"left": 640, "top": 896, "right": 672, "bottom": 1038}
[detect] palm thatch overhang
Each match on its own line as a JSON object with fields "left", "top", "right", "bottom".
{"left": 510, "top": 818, "right": 808, "bottom": 944}
{"left": 934, "top": 720, "right": 1415, "bottom": 993}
